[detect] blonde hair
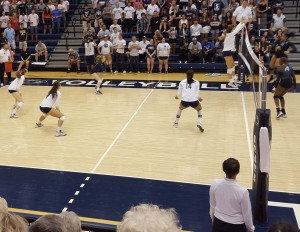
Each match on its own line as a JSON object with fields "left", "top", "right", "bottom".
{"left": 117, "top": 204, "right": 182, "bottom": 232}
{"left": 0, "top": 197, "right": 8, "bottom": 213}
{"left": 29, "top": 214, "right": 66, "bottom": 232}
{"left": 0, "top": 212, "right": 29, "bottom": 232}
{"left": 59, "top": 211, "right": 81, "bottom": 232}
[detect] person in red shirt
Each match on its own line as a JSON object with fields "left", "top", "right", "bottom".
{"left": 9, "top": 13, "right": 20, "bottom": 40}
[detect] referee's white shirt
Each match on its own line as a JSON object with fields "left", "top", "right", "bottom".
{"left": 177, "top": 79, "right": 200, "bottom": 102}
{"left": 209, "top": 178, "right": 255, "bottom": 232}
{"left": 40, "top": 91, "right": 62, "bottom": 108}
{"left": 0, "top": 48, "right": 10, "bottom": 63}
{"left": 233, "top": 6, "right": 252, "bottom": 22}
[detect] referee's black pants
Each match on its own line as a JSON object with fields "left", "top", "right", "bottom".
{"left": 0, "top": 63, "right": 5, "bottom": 85}
{"left": 212, "top": 217, "right": 247, "bottom": 232}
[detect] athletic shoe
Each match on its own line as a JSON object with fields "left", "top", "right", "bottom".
{"left": 95, "top": 90, "right": 102, "bottom": 95}
{"left": 110, "top": 70, "right": 113, "bottom": 73}
{"left": 67, "top": 70, "right": 70, "bottom": 73}
{"left": 184, "top": 61, "right": 188, "bottom": 64}
{"left": 129, "top": 71, "right": 132, "bottom": 73}
{"left": 10, "top": 114, "right": 18, "bottom": 118}
{"left": 179, "top": 61, "right": 182, "bottom": 63}
{"left": 165, "top": 71, "right": 168, "bottom": 74}
{"left": 197, "top": 124, "right": 204, "bottom": 132}
{"left": 123, "top": 70, "right": 127, "bottom": 74}
{"left": 228, "top": 82, "right": 239, "bottom": 88}
{"left": 137, "top": 71, "right": 140, "bottom": 73}
{"left": 35, "top": 122, "right": 43, "bottom": 128}
{"left": 114, "top": 70, "right": 118, "bottom": 73}
{"left": 173, "top": 122, "right": 179, "bottom": 128}
{"left": 0, "top": 83, "right": 3, "bottom": 87}
{"left": 276, "top": 111, "right": 284, "bottom": 119}
{"left": 281, "top": 113, "right": 287, "bottom": 118}
{"left": 56, "top": 130, "right": 67, "bottom": 137}
{"left": 234, "top": 80, "right": 243, "bottom": 84}
{"left": 77, "top": 70, "right": 80, "bottom": 73}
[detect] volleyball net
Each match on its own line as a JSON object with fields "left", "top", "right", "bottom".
{"left": 238, "top": 26, "right": 272, "bottom": 223}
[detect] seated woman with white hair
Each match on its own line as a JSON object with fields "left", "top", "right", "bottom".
{"left": 117, "top": 204, "right": 182, "bottom": 232}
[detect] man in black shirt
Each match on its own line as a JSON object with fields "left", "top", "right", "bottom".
{"left": 0, "top": 32, "right": 8, "bottom": 49}
{"left": 18, "top": 0, "right": 27, "bottom": 15}
{"left": 18, "top": 46, "right": 31, "bottom": 71}
{"left": 211, "top": 0, "right": 224, "bottom": 22}
{"left": 18, "top": 24, "right": 27, "bottom": 50}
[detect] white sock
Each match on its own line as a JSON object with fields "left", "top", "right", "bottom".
{"left": 11, "top": 108, "right": 17, "bottom": 115}
{"left": 56, "top": 127, "right": 61, "bottom": 132}
{"left": 198, "top": 110, "right": 202, "bottom": 125}
{"left": 175, "top": 109, "right": 182, "bottom": 123}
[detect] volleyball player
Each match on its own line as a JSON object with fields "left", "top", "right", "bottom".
{"left": 222, "top": 19, "right": 247, "bottom": 88}
{"left": 273, "top": 57, "right": 296, "bottom": 119}
{"left": 91, "top": 54, "right": 107, "bottom": 94}
{"left": 35, "top": 81, "right": 67, "bottom": 137}
{"left": 8, "top": 68, "right": 27, "bottom": 118}
{"left": 269, "top": 32, "right": 297, "bottom": 83}
{"left": 173, "top": 70, "right": 204, "bottom": 132}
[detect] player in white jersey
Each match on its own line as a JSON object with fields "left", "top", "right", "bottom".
{"left": 8, "top": 68, "right": 27, "bottom": 118}
{"left": 221, "top": 19, "right": 246, "bottom": 88}
{"left": 173, "top": 70, "right": 204, "bottom": 132}
{"left": 35, "top": 81, "right": 66, "bottom": 137}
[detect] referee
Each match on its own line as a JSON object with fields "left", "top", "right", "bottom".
{"left": 0, "top": 43, "right": 10, "bottom": 87}
{"left": 209, "top": 158, "right": 255, "bottom": 232}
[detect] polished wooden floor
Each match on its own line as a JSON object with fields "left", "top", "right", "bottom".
{"left": 0, "top": 72, "right": 299, "bottom": 194}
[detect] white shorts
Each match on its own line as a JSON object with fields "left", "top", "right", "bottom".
{"left": 19, "top": 41, "right": 27, "bottom": 50}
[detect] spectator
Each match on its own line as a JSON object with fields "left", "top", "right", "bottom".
{"left": 157, "top": 37, "right": 170, "bottom": 73}
{"left": 18, "top": 24, "right": 28, "bottom": 50}
{"left": 11, "top": 0, "right": 19, "bottom": 15}
{"left": 0, "top": 197, "right": 8, "bottom": 213}
{"left": 150, "top": 11, "right": 160, "bottom": 34}
{"left": 214, "top": 44, "right": 224, "bottom": 63}
{"left": 250, "top": 35, "right": 258, "bottom": 49}
{"left": 209, "top": 158, "right": 255, "bottom": 232}
{"left": 67, "top": 48, "right": 80, "bottom": 73}
{"left": 179, "top": 14, "right": 188, "bottom": 29}
{"left": 117, "top": 204, "right": 181, "bottom": 232}
{"left": 146, "top": 38, "right": 156, "bottom": 73}
{"left": 83, "top": 22, "right": 96, "bottom": 38}
{"left": 47, "top": 0, "right": 55, "bottom": 12}
{"left": 159, "top": 13, "right": 169, "bottom": 33}
{"left": 178, "top": 23, "right": 190, "bottom": 42}
{"left": 18, "top": 0, "right": 27, "bottom": 16}
{"left": 210, "top": 13, "right": 221, "bottom": 45}
{"left": 211, "top": 0, "right": 225, "bottom": 22}
{"left": 19, "top": 12, "right": 28, "bottom": 30}
{"left": 28, "top": 9, "right": 39, "bottom": 41}
{"left": 185, "top": 4, "right": 197, "bottom": 25}
{"left": 200, "top": 12, "right": 211, "bottom": 41}
{"left": 27, "top": 0, "right": 35, "bottom": 13}
{"left": 113, "top": 33, "right": 126, "bottom": 73}
{"left": 0, "top": 33, "right": 8, "bottom": 49}
{"left": 58, "top": 0, "right": 67, "bottom": 28}
{"left": 35, "top": 40, "right": 48, "bottom": 62}
{"left": 139, "top": 36, "right": 149, "bottom": 62}
{"left": 42, "top": 6, "right": 53, "bottom": 34}
{"left": 0, "top": 213, "right": 28, "bottom": 231}
{"left": 128, "top": 35, "right": 140, "bottom": 73}
{"left": 84, "top": 29, "right": 96, "bottom": 44}
{"left": 109, "top": 19, "right": 122, "bottom": 34}
{"left": 94, "top": 7, "right": 103, "bottom": 33}
{"left": 260, "top": 36, "right": 271, "bottom": 63}
{"left": 269, "top": 9, "right": 287, "bottom": 36}
{"left": 136, "top": 5, "right": 147, "bottom": 23}
{"left": 110, "top": 27, "right": 120, "bottom": 45}
{"left": 272, "top": 0, "right": 284, "bottom": 14}
{"left": 202, "top": 38, "right": 214, "bottom": 63}
{"left": 112, "top": 3, "right": 123, "bottom": 25}
{"left": 82, "top": 5, "right": 91, "bottom": 30}
{"left": 153, "top": 29, "right": 163, "bottom": 45}
{"left": 188, "top": 37, "right": 202, "bottom": 63}
{"left": 63, "top": 0, "right": 70, "bottom": 24}
{"left": 18, "top": 46, "right": 31, "bottom": 71}
{"left": 85, "top": 39, "right": 95, "bottom": 73}
{"left": 134, "top": 0, "right": 143, "bottom": 10}
{"left": 253, "top": 45, "right": 264, "bottom": 64}
{"left": 232, "top": 0, "right": 252, "bottom": 30}
{"left": 168, "top": 26, "right": 177, "bottom": 54}
{"left": 0, "top": 12, "right": 9, "bottom": 33}
{"left": 35, "top": 0, "right": 46, "bottom": 20}
{"left": 179, "top": 39, "right": 189, "bottom": 63}
{"left": 29, "top": 214, "right": 66, "bottom": 232}
{"left": 137, "top": 13, "right": 149, "bottom": 41}
{"left": 102, "top": 2, "right": 113, "bottom": 28}
{"left": 59, "top": 211, "right": 81, "bottom": 232}
{"left": 1, "top": 0, "right": 11, "bottom": 15}
{"left": 190, "top": 19, "right": 202, "bottom": 42}
{"left": 10, "top": 13, "right": 19, "bottom": 41}
{"left": 123, "top": 2, "right": 135, "bottom": 33}
{"left": 168, "top": 1, "right": 180, "bottom": 28}
{"left": 200, "top": 0, "right": 210, "bottom": 16}
{"left": 256, "top": 0, "right": 270, "bottom": 29}
{"left": 268, "top": 221, "right": 299, "bottom": 232}
{"left": 98, "top": 35, "right": 113, "bottom": 72}
{"left": 4, "top": 23, "right": 15, "bottom": 50}
{"left": 97, "top": 24, "right": 110, "bottom": 41}
{"left": 147, "top": 0, "right": 160, "bottom": 18}
{"left": 223, "top": 11, "right": 233, "bottom": 29}
{"left": 52, "top": 5, "right": 62, "bottom": 34}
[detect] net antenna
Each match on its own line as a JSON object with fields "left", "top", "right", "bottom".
{"left": 238, "top": 26, "right": 268, "bottom": 110}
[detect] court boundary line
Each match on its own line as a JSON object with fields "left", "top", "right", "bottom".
{"left": 90, "top": 89, "right": 154, "bottom": 173}
{"left": 241, "top": 92, "right": 254, "bottom": 172}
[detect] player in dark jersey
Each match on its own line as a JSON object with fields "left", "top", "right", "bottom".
{"left": 91, "top": 55, "right": 107, "bottom": 94}
{"left": 273, "top": 57, "right": 296, "bottom": 119}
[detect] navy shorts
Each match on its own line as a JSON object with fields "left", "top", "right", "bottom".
{"left": 91, "top": 62, "right": 106, "bottom": 74}
{"left": 181, "top": 100, "right": 200, "bottom": 108}
{"left": 40, "top": 106, "right": 52, "bottom": 114}
{"left": 159, "top": 56, "right": 169, "bottom": 60}
{"left": 223, "top": 51, "right": 232, "bottom": 57}
{"left": 8, "top": 89, "right": 17, "bottom": 93}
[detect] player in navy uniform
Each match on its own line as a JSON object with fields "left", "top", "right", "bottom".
{"left": 91, "top": 54, "right": 107, "bottom": 94}
{"left": 273, "top": 57, "right": 296, "bottom": 119}
{"left": 174, "top": 70, "right": 204, "bottom": 132}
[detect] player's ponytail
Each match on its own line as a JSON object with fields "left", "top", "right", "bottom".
{"left": 47, "top": 81, "right": 60, "bottom": 99}
{"left": 186, "top": 70, "right": 195, "bottom": 87}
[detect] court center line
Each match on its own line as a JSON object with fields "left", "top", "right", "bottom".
{"left": 90, "top": 89, "right": 154, "bottom": 173}
{"left": 241, "top": 92, "right": 253, "bottom": 172}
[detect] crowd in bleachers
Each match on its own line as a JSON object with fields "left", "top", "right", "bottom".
{"left": 75, "top": 0, "right": 289, "bottom": 73}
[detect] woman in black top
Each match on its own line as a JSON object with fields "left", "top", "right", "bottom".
{"left": 18, "top": 46, "right": 31, "bottom": 71}
{"left": 146, "top": 39, "right": 156, "bottom": 74}
{"left": 273, "top": 57, "right": 296, "bottom": 119}
{"left": 223, "top": 11, "right": 232, "bottom": 29}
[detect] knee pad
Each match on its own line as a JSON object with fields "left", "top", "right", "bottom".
{"left": 227, "top": 66, "right": 235, "bottom": 74}
{"left": 17, "top": 102, "right": 24, "bottom": 107}
{"left": 278, "top": 96, "right": 284, "bottom": 100}
{"left": 60, "top": 115, "right": 65, "bottom": 122}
